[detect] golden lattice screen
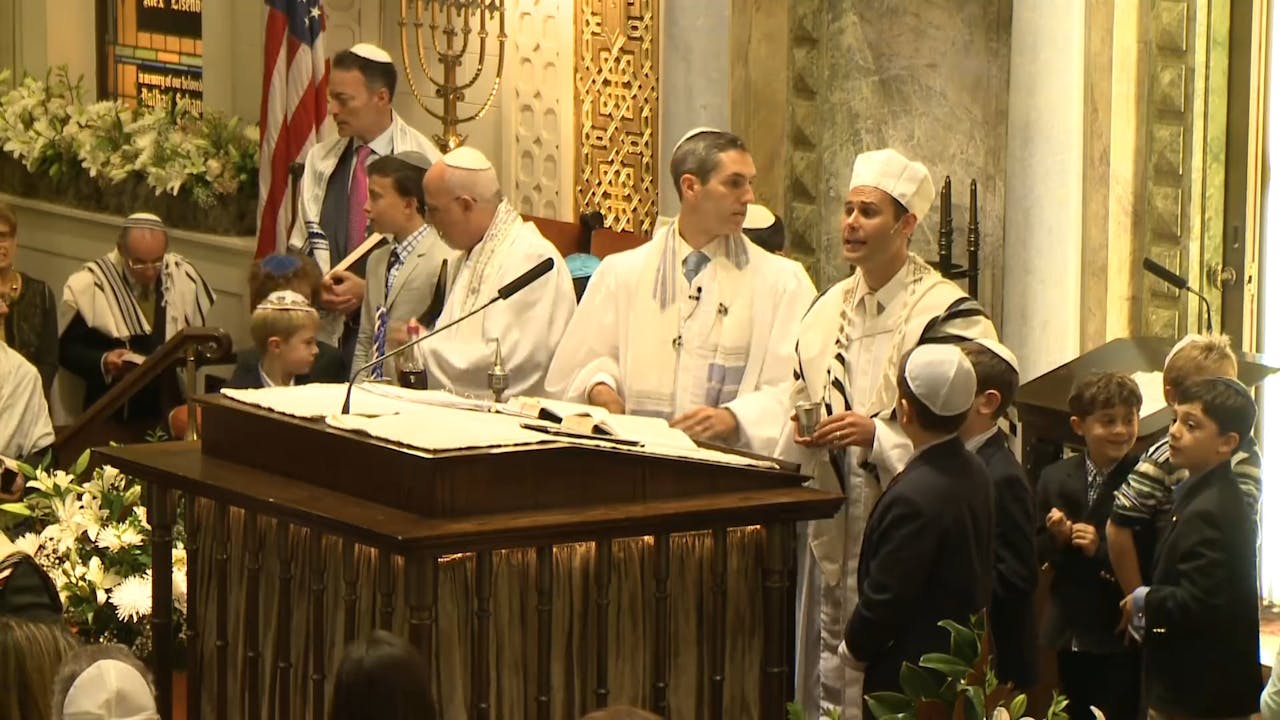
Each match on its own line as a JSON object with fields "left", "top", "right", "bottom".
{"left": 574, "top": 0, "right": 659, "bottom": 235}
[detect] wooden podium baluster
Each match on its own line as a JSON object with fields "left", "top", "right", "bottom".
{"left": 535, "top": 545, "right": 553, "bottom": 720}
{"left": 244, "top": 511, "right": 262, "bottom": 720}
{"left": 407, "top": 551, "right": 438, "bottom": 720}
{"left": 710, "top": 528, "right": 728, "bottom": 720}
{"left": 651, "top": 534, "right": 669, "bottom": 714}
{"left": 275, "top": 521, "right": 294, "bottom": 720}
{"left": 341, "top": 540, "right": 358, "bottom": 643}
{"left": 181, "top": 494, "right": 201, "bottom": 720}
{"left": 150, "top": 486, "right": 175, "bottom": 720}
{"left": 473, "top": 551, "right": 494, "bottom": 719}
{"left": 377, "top": 551, "right": 395, "bottom": 630}
{"left": 783, "top": 524, "right": 798, "bottom": 703}
{"left": 761, "top": 523, "right": 789, "bottom": 716}
{"left": 213, "top": 502, "right": 230, "bottom": 719}
{"left": 308, "top": 531, "right": 326, "bottom": 719}
{"left": 594, "top": 538, "right": 613, "bottom": 709}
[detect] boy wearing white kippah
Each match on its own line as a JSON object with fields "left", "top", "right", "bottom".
{"left": 782, "top": 148, "right": 996, "bottom": 716}
{"left": 839, "top": 343, "right": 993, "bottom": 707}
{"left": 226, "top": 291, "right": 321, "bottom": 389}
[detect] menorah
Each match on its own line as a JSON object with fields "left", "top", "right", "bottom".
{"left": 399, "top": 0, "right": 507, "bottom": 153}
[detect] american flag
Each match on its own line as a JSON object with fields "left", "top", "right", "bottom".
{"left": 256, "top": 0, "right": 329, "bottom": 258}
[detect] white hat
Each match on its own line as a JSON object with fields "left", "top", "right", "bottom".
{"left": 848, "top": 148, "right": 936, "bottom": 219}
{"left": 970, "top": 337, "right": 1020, "bottom": 376}
{"left": 348, "top": 43, "right": 393, "bottom": 64}
{"left": 254, "top": 290, "right": 317, "bottom": 315}
{"left": 122, "top": 212, "right": 165, "bottom": 231}
{"left": 904, "top": 344, "right": 977, "bottom": 416}
{"left": 673, "top": 126, "right": 722, "bottom": 154}
{"left": 392, "top": 150, "right": 433, "bottom": 170}
{"left": 441, "top": 146, "right": 493, "bottom": 171}
{"left": 743, "top": 203, "right": 778, "bottom": 231}
{"left": 62, "top": 659, "right": 160, "bottom": 720}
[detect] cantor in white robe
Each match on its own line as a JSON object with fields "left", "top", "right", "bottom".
{"left": 545, "top": 217, "right": 815, "bottom": 454}
{"left": 778, "top": 149, "right": 997, "bottom": 717}
{"left": 0, "top": 341, "right": 54, "bottom": 459}
{"left": 412, "top": 148, "right": 575, "bottom": 399}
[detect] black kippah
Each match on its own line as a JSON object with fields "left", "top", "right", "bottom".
{"left": 0, "top": 553, "right": 62, "bottom": 620}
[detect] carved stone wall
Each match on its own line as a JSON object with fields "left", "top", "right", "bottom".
{"left": 575, "top": 0, "right": 659, "bottom": 234}
{"left": 502, "top": 0, "right": 574, "bottom": 219}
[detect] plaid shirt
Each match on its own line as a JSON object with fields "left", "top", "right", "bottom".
{"left": 1083, "top": 454, "right": 1112, "bottom": 508}
{"left": 384, "top": 224, "right": 429, "bottom": 300}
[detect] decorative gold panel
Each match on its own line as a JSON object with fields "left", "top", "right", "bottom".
{"left": 1154, "top": 1, "right": 1190, "bottom": 51}
{"left": 783, "top": 0, "right": 823, "bottom": 268}
{"left": 1151, "top": 124, "right": 1185, "bottom": 176}
{"left": 1153, "top": 63, "right": 1187, "bottom": 112}
{"left": 574, "top": 0, "right": 659, "bottom": 234}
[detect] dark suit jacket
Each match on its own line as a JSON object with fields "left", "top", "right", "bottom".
{"left": 845, "top": 436, "right": 994, "bottom": 695}
{"left": 225, "top": 342, "right": 347, "bottom": 389}
{"left": 1143, "top": 460, "right": 1261, "bottom": 717}
{"left": 973, "top": 429, "right": 1038, "bottom": 689}
{"left": 57, "top": 287, "right": 170, "bottom": 426}
{"left": 1035, "top": 453, "right": 1138, "bottom": 654}
{"left": 4, "top": 272, "right": 58, "bottom": 397}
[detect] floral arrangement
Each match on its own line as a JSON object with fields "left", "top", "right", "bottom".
{"left": 0, "top": 65, "right": 259, "bottom": 235}
{"left": 0, "top": 451, "right": 186, "bottom": 658}
{"left": 788, "top": 614, "right": 1085, "bottom": 720}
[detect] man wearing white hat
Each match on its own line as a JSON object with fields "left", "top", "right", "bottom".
{"left": 742, "top": 202, "right": 786, "bottom": 254}
{"left": 545, "top": 129, "right": 815, "bottom": 453}
{"left": 408, "top": 146, "right": 575, "bottom": 398}
{"left": 838, "top": 343, "right": 994, "bottom": 704}
{"left": 58, "top": 212, "right": 215, "bottom": 427}
{"left": 780, "top": 148, "right": 997, "bottom": 715}
{"left": 288, "top": 43, "right": 444, "bottom": 371}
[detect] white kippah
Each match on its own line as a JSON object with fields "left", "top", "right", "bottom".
{"left": 122, "top": 212, "right": 165, "bottom": 231}
{"left": 348, "top": 43, "right": 393, "bottom": 64}
{"left": 848, "top": 148, "right": 936, "bottom": 219}
{"left": 673, "top": 126, "right": 721, "bottom": 154}
{"left": 62, "top": 659, "right": 159, "bottom": 720}
{"left": 392, "top": 150, "right": 433, "bottom": 170}
{"left": 743, "top": 203, "right": 777, "bottom": 231}
{"left": 254, "top": 290, "right": 317, "bottom": 315}
{"left": 904, "top": 344, "right": 977, "bottom": 417}
{"left": 970, "top": 337, "right": 1020, "bottom": 376}
{"left": 441, "top": 146, "right": 493, "bottom": 171}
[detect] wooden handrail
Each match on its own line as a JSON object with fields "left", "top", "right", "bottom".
{"left": 53, "top": 327, "right": 233, "bottom": 461}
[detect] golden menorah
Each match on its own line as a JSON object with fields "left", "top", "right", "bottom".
{"left": 399, "top": 0, "right": 507, "bottom": 153}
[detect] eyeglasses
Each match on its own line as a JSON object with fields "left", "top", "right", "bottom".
{"left": 126, "top": 258, "right": 164, "bottom": 271}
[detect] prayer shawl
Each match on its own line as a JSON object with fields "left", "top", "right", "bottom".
{"left": 545, "top": 221, "right": 816, "bottom": 453}
{"left": 59, "top": 250, "right": 214, "bottom": 341}
{"left": 0, "top": 342, "right": 55, "bottom": 458}
{"left": 790, "top": 254, "right": 995, "bottom": 585}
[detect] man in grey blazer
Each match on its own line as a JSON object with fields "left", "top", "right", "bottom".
{"left": 352, "top": 152, "right": 457, "bottom": 379}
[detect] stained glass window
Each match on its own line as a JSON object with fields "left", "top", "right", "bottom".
{"left": 101, "top": 0, "right": 204, "bottom": 113}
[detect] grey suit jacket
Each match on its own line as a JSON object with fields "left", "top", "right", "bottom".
{"left": 352, "top": 227, "right": 458, "bottom": 379}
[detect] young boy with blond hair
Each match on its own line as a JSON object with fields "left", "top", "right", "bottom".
{"left": 1037, "top": 372, "right": 1143, "bottom": 720}
{"left": 226, "top": 290, "right": 322, "bottom": 389}
{"left": 1122, "top": 377, "right": 1261, "bottom": 718}
{"left": 1105, "top": 334, "right": 1261, "bottom": 594}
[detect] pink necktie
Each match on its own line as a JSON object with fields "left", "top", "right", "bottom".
{"left": 346, "top": 144, "right": 373, "bottom": 254}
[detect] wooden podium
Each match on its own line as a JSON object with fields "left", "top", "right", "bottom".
{"left": 95, "top": 393, "right": 842, "bottom": 720}
{"left": 1016, "top": 336, "right": 1276, "bottom": 480}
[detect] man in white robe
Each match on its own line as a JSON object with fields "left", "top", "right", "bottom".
{"left": 545, "top": 128, "right": 816, "bottom": 453}
{"left": 287, "top": 43, "right": 444, "bottom": 367}
{"left": 0, "top": 340, "right": 54, "bottom": 460}
{"left": 58, "top": 212, "right": 215, "bottom": 428}
{"left": 778, "top": 149, "right": 997, "bottom": 716}
{"left": 409, "top": 147, "right": 575, "bottom": 398}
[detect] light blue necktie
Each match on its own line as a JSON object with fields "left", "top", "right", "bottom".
{"left": 683, "top": 251, "right": 710, "bottom": 284}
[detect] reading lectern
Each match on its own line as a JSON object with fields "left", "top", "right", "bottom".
{"left": 95, "top": 392, "right": 842, "bottom": 720}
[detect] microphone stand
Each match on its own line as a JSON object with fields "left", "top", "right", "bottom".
{"left": 340, "top": 296, "right": 499, "bottom": 414}
{"left": 1186, "top": 286, "right": 1214, "bottom": 334}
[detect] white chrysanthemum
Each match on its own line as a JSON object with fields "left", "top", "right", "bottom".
{"left": 110, "top": 574, "right": 152, "bottom": 623}
{"left": 12, "top": 532, "right": 41, "bottom": 557}
{"left": 95, "top": 524, "right": 145, "bottom": 552}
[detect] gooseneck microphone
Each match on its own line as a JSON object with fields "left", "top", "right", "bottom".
{"left": 339, "top": 257, "right": 556, "bottom": 414}
{"left": 1142, "top": 257, "right": 1214, "bottom": 334}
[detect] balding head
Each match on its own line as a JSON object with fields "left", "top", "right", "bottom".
{"left": 117, "top": 227, "right": 168, "bottom": 287}
{"left": 423, "top": 161, "right": 504, "bottom": 252}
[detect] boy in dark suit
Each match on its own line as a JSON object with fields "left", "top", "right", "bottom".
{"left": 958, "top": 339, "right": 1037, "bottom": 690}
{"left": 225, "top": 291, "right": 328, "bottom": 389}
{"left": 1037, "top": 372, "right": 1142, "bottom": 720}
{"left": 1122, "top": 377, "right": 1261, "bottom": 719}
{"left": 840, "top": 343, "right": 994, "bottom": 703}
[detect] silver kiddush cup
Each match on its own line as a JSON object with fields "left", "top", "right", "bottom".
{"left": 795, "top": 401, "right": 821, "bottom": 438}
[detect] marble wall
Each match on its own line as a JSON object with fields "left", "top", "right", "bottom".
{"left": 774, "top": 0, "right": 1013, "bottom": 327}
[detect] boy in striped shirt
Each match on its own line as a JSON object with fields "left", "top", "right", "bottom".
{"left": 1105, "top": 334, "right": 1261, "bottom": 597}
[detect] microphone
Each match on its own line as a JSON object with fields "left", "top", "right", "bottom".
{"left": 1142, "top": 257, "right": 1214, "bottom": 333}
{"left": 339, "top": 258, "right": 556, "bottom": 413}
